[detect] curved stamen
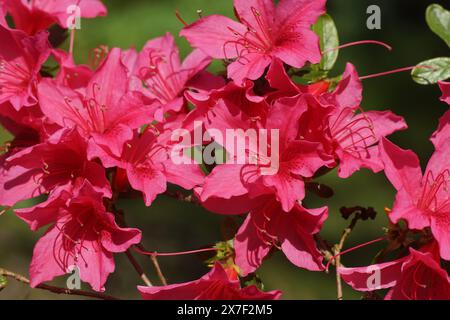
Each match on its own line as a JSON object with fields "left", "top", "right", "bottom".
{"left": 326, "top": 236, "right": 385, "bottom": 272}
{"left": 0, "top": 206, "right": 10, "bottom": 216}
{"left": 139, "top": 48, "right": 186, "bottom": 103}
{"left": 323, "top": 40, "right": 392, "bottom": 54}
{"left": 88, "top": 45, "right": 109, "bottom": 69}
{"left": 0, "top": 57, "right": 31, "bottom": 95}
{"left": 418, "top": 169, "right": 450, "bottom": 212}
{"left": 133, "top": 246, "right": 217, "bottom": 257}
{"left": 175, "top": 10, "right": 188, "bottom": 27}
{"left": 221, "top": 12, "right": 273, "bottom": 64}
{"left": 329, "top": 108, "right": 377, "bottom": 158}
{"left": 359, "top": 66, "right": 434, "bottom": 80}
{"left": 53, "top": 209, "right": 106, "bottom": 271}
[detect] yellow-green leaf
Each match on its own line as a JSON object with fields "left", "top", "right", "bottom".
{"left": 412, "top": 57, "right": 450, "bottom": 85}
{"left": 0, "top": 275, "right": 7, "bottom": 291}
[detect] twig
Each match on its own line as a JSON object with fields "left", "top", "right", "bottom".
{"left": 151, "top": 255, "right": 168, "bottom": 286}
{"left": 134, "top": 244, "right": 167, "bottom": 285}
{"left": 315, "top": 234, "right": 335, "bottom": 265}
{"left": 125, "top": 250, "right": 153, "bottom": 287}
{"left": 114, "top": 207, "right": 166, "bottom": 286}
{"left": 0, "top": 267, "right": 119, "bottom": 300}
{"left": 112, "top": 187, "right": 197, "bottom": 287}
{"left": 316, "top": 234, "right": 346, "bottom": 299}
{"left": 110, "top": 202, "right": 154, "bottom": 287}
{"left": 333, "top": 216, "right": 360, "bottom": 300}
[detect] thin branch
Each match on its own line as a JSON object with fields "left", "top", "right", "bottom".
{"left": 335, "top": 253, "right": 344, "bottom": 300}
{"left": 135, "top": 244, "right": 167, "bottom": 286}
{"left": 151, "top": 255, "right": 168, "bottom": 286}
{"left": 113, "top": 189, "right": 199, "bottom": 286}
{"left": 125, "top": 250, "right": 153, "bottom": 287}
{"left": 134, "top": 244, "right": 168, "bottom": 286}
{"left": 315, "top": 234, "right": 335, "bottom": 265}
{"left": 110, "top": 203, "right": 153, "bottom": 287}
{"left": 333, "top": 216, "right": 360, "bottom": 300}
{"left": 0, "top": 267, "right": 119, "bottom": 300}
{"left": 316, "top": 232, "right": 347, "bottom": 300}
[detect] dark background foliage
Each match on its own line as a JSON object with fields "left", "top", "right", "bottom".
{"left": 0, "top": 0, "right": 448, "bottom": 299}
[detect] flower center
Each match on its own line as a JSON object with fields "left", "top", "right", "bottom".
{"left": 139, "top": 49, "right": 184, "bottom": 103}
{"left": 224, "top": 7, "right": 273, "bottom": 61}
{"left": 418, "top": 169, "right": 450, "bottom": 214}
{"left": 54, "top": 208, "right": 107, "bottom": 270}
{"left": 401, "top": 262, "right": 444, "bottom": 300}
{"left": 329, "top": 107, "right": 377, "bottom": 158}
{"left": 63, "top": 83, "right": 108, "bottom": 133}
{"left": 0, "top": 57, "right": 31, "bottom": 96}
{"left": 251, "top": 205, "right": 281, "bottom": 249}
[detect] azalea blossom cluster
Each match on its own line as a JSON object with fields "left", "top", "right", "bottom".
{"left": 0, "top": 0, "right": 449, "bottom": 300}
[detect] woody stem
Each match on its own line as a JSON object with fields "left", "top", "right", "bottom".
{"left": 136, "top": 244, "right": 168, "bottom": 285}
{"left": 334, "top": 216, "right": 359, "bottom": 300}
{"left": 0, "top": 267, "right": 119, "bottom": 300}
{"left": 315, "top": 234, "right": 334, "bottom": 263}
{"left": 110, "top": 201, "right": 153, "bottom": 287}
{"left": 151, "top": 255, "right": 168, "bottom": 285}
{"left": 316, "top": 235, "right": 345, "bottom": 298}
{"left": 125, "top": 250, "right": 153, "bottom": 287}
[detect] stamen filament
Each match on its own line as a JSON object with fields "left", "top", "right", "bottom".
{"left": 69, "top": 28, "right": 76, "bottom": 56}
{"left": 326, "top": 236, "right": 385, "bottom": 272}
{"left": 133, "top": 246, "right": 217, "bottom": 257}
{"left": 359, "top": 66, "right": 434, "bottom": 80}
{"left": 175, "top": 10, "right": 188, "bottom": 27}
{"left": 0, "top": 207, "right": 11, "bottom": 216}
{"left": 323, "top": 40, "right": 392, "bottom": 54}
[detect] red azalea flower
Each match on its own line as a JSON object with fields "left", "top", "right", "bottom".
{"left": 339, "top": 242, "right": 450, "bottom": 300}
{"left": 37, "top": 48, "right": 158, "bottom": 166}
{"left": 2, "top": 0, "right": 106, "bottom": 35}
{"left": 16, "top": 180, "right": 141, "bottom": 292}
{"left": 299, "top": 63, "right": 407, "bottom": 178}
{"left": 180, "top": 0, "right": 326, "bottom": 85}
{"left": 0, "top": 24, "right": 50, "bottom": 110}
{"left": 96, "top": 123, "right": 204, "bottom": 206}
{"left": 138, "top": 262, "right": 281, "bottom": 300}
{"left": 0, "top": 128, "right": 111, "bottom": 206}
{"left": 235, "top": 198, "right": 328, "bottom": 275}
{"left": 380, "top": 137, "right": 450, "bottom": 260}
{"left": 129, "top": 33, "right": 212, "bottom": 121}
{"left": 197, "top": 97, "right": 332, "bottom": 214}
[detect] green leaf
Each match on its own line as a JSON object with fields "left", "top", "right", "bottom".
{"left": 241, "top": 273, "right": 265, "bottom": 291}
{"left": 411, "top": 57, "right": 450, "bottom": 85}
{"left": 0, "top": 275, "right": 7, "bottom": 291}
{"left": 206, "top": 240, "right": 234, "bottom": 266}
{"left": 426, "top": 4, "right": 450, "bottom": 47}
{"left": 300, "top": 68, "right": 328, "bottom": 83}
{"left": 313, "top": 14, "right": 339, "bottom": 72}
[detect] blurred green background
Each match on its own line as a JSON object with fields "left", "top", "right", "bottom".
{"left": 0, "top": 0, "right": 449, "bottom": 300}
